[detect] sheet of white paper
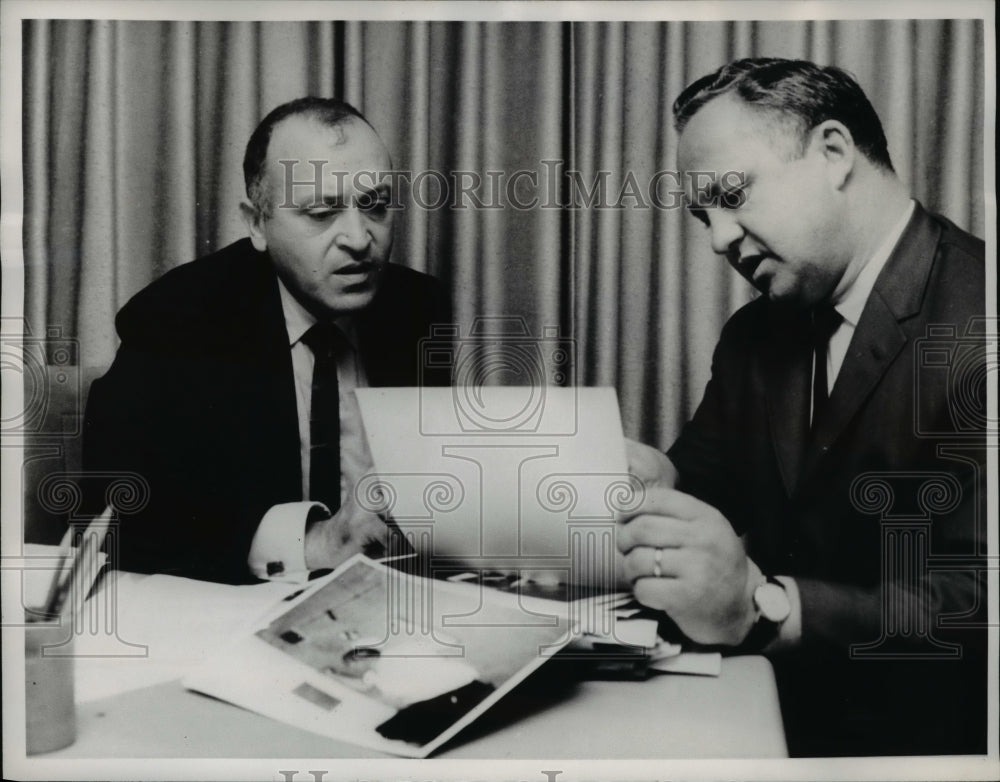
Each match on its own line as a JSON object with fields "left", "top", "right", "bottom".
{"left": 649, "top": 652, "right": 723, "bottom": 677}
{"left": 606, "top": 618, "right": 660, "bottom": 648}
{"left": 575, "top": 617, "right": 660, "bottom": 650}
{"left": 648, "top": 639, "right": 684, "bottom": 660}
{"left": 71, "top": 572, "right": 298, "bottom": 703}
{"left": 356, "top": 386, "right": 637, "bottom": 588}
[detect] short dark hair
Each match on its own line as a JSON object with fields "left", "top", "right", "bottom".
{"left": 242, "top": 97, "right": 370, "bottom": 216}
{"left": 673, "top": 58, "right": 894, "bottom": 172}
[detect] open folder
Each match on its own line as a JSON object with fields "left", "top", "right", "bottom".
{"left": 354, "top": 386, "right": 638, "bottom": 589}
{"left": 185, "top": 555, "right": 591, "bottom": 756}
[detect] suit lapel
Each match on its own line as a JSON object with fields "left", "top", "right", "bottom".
{"left": 250, "top": 256, "right": 303, "bottom": 499}
{"left": 797, "top": 204, "right": 941, "bottom": 489}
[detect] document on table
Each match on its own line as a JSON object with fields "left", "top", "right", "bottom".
{"left": 71, "top": 572, "right": 299, "bottom": 703}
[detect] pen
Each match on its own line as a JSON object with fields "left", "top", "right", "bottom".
{"left": 51, "top": 506, "right": 114, "bottom": 622}
{"left": 41, "top": 524, "right": 76, "bottom": 618}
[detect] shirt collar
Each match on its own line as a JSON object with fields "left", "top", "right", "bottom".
{"left": 833, "top": 200, "right": 915, "bottom": 328}
{"left": 275, "top": 276, "right": 360, "bottom": 350}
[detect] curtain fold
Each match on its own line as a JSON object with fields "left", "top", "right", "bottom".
{"left": 22, "top": 19, "right": 986, "bottom": 448}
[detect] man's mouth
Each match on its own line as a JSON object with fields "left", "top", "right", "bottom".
{"left": 334, "top": 262, "right": 375, "bottom": 276}
{"left": 738, "top": 253, "right": 768, "bottom": 279}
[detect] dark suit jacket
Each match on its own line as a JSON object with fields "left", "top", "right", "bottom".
{"left": 83, "top": 238, "right": 452, "bottom": 584}
{"left": 668, "top": 204, "right": 987, "bottom": 756}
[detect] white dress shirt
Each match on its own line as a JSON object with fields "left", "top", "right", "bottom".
{"left": 818, "top": 200, "right": 916, "bottom": 404}
{"left": 247, "top": 278, "right": 375, "bottom": 582}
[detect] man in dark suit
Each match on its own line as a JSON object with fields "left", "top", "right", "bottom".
{"left": 83, "top": 98, "right": 451, "bottom": 585}
{"left": 618, "top": 60, "right": 987, "bottom": 755}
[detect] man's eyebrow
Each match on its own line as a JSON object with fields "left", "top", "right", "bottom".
{"left": 684, "top": 172, "right": 747, "bottom": 221}
{"left": 304, "top": 196, "right": 346, "bottom": 209}
{"left": 317, "top": 182, "right": 392, "bottom": 203}
{"left": 704, "top": 179, "right": 745, "bottom": 200}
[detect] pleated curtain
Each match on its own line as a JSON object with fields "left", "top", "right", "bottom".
{"left": 22, "top": 19, "right": 985, "bottom": 448}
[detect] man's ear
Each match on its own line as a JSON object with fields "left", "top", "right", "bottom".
{"left": 809, "top": 119, "right": 856, "bottom": 190}
{"left": 240, "top": 200, "right": 268, "bottom": 252}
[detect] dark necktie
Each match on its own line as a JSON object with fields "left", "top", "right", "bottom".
{"left": 811, "top": 305, "right": 843, "bottom": 428}
{"left": 301, "top": 323, "right": 342, "bottom": 514}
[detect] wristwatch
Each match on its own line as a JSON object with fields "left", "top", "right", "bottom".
{"left": 739, "top": 575, "right": 791, "bottom": 652}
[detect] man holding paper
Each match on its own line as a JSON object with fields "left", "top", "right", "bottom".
{"left": 617, "top": 59, "right": 987, "bottom": 756}
{"left": 83, "top": 98, "right": 450, "bottom": 584}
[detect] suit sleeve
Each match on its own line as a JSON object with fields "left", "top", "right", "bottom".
{"left": 82, "top": 332, "right": 269, "bottom": 584}
{"left": 667, "top": 309, "right": 756, "bottom": 533}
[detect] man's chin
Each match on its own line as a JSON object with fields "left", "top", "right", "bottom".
{"left": 312, "top": 286, "right": 380, "bottom": 319}
{"left": 763, "top": 282, "right": 811, "bottom": 312}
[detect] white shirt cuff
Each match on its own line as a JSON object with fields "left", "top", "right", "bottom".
{"left": 773, "top": 575, "right": 803, "bottom": 648}
{"left": 248, "top": 501, "right": 329, "bottom": 583}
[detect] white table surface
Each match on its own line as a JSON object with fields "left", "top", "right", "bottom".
{"left": 32, "top": 570, "right": 787, "bottom": 759}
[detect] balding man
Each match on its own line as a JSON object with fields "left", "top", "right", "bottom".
{"left": 84, "top": 98, "right": 451, "bottom": 584}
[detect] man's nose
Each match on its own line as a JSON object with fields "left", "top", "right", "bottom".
{"left": 707, "top": 211, "right": 744, "bottom": 256}
{"left": 334, "top": 207, "right": 372, "bottom": 253}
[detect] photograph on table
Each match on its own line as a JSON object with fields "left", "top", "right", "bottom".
{"left": 186, "top": 555, "right": 581, "bottom": 756}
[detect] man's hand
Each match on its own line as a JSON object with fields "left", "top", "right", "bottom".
{"left": 625, "top": 438, "right": 678, "bottom": 489}
{"left": 303, "top": 491, "right": 394, "bottom": 571}
{"left": 616, "top": 485, "right": 758, "bottom": 646}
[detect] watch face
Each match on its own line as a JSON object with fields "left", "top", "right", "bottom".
{"left": 755, "top": 582, "right": 792, "bottom": 623}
